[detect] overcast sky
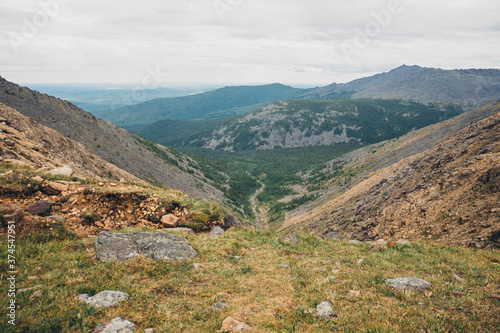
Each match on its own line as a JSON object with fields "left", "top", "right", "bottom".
{"left": 1, "top": 0, "right": 500, "bottom": 86}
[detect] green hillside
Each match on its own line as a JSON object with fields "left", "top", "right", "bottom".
{"left": 100, "top": 83, "right": 308, "bottom": 128}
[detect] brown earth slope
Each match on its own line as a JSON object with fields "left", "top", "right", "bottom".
{"left": 0, "top": 103, "right": 140, "bottom": 182}
{"left": 283, "top": 108, "right": 500, "bottom": 249}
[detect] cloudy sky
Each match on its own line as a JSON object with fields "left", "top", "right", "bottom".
{"left": 1, "top": 0, "right": 500, "bottom": 86}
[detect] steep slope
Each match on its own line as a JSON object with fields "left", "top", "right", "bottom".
{"left": 282, "top": 105, "right": 500, "bottom": 249}
{"left": 302, "top": 65, "right": 500, "bottom": 109}
{"left": 0, "top": 103, "right": 140, "bottom": 182}
{"left": 102, "top": 83, "right": 308, "bottom": 128}
{"left": 0, "top": 76, "right": 223, "bottom": 200}
{"left": 138, "top": 99, "right": 462, "bottom": 151}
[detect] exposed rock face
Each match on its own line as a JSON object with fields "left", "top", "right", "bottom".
{"left": 26, "top": 200, "right": 52, "bottom": 217}
{"left": 78, "top": 291, "right": 130, "bottom": 309}
{"left": 385, "top": 277, "right": 432, "bottom": 291}
{"left": 93, "top": 232, "right": 197, "bottom": 262}
{"left": 223, "top": 214, "right": 243, "bottom": 229}
{"left": 92, "top": 317, "right": 135, "bottom": 333}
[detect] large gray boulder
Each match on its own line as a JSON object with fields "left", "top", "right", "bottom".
{"left": 94, "top": 232, "right": 197, "bottom": 262}
{"left": 385, "top": 277, "right": 432, "bottom": 291}
{"left": 78, "top": 291, "right": 129, "bottom": 309}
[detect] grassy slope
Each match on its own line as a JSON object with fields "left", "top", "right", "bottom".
{"left": 0, "top": 228, "right": 498, "bottom": 332}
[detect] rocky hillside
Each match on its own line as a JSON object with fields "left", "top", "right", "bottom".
{"left": 302, "top": 65, "right": 500, "bottom": 110}
{"left": 138, "top": 99, "right": 461, "bottom": 151}
{"left": 0, "top": 103, "right": 140, "bottom": 182}
{"left": 282, "top": 107, "right": 500, "bottom": 249}
{"left": 0, "top": 76, "right": 222, "bottom": 201}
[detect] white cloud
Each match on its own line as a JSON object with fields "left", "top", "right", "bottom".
{"left": 1, "top": 0, "right": 499, "bottom": 85}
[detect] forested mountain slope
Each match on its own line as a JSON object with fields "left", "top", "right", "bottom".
{"left": 102, "top": 83, "right": 307, "bottom": 128}
{"left": 137, "top": 99, "right": 462, "bottom": 151}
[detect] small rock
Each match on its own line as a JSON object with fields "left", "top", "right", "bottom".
{"left": 372, "top": 239, "right": 388, "bottom": 250}
{"left": 208, "top": 226, "right": 224, "bottom": 238}
{"left": 48, "top": 166, "right": 73, "bottom": 178}
{"left": 30, "top": 289, "right": 43, "bottom": 299}
{"left": 210, "top": 301, "right": 227, "bottom": 311}
{"left": 42, "top": 182, "right": 69, "bottom": 195}
{"left": 163, "top": 227, "right": 194, "bottom": 235}
{"left": 279, "top": 262, "right": 290, "bottom": 268}
{"left": 92, "top": 317, "right": 135, "bottom": 333}
{"left": 193, "top": 263, "right": 200, "bottom": 270}
{"left": 396, "top": 239, "right": 410, "bottom": 245}
{"left": 78, "top": 291, "right": 130, "bottom": 309}
{"left": 26, "top": 200, "right": 52, "bottom": 217}
{"left": 385, "top": 277, "right": 432, "bottom": 291}
{"left": 453, "top": 291, "right": 466, "bottom": 297}
{"left": 31, "top": 176, "right": 44, "bottom": 182}
{"left": 27, "top": 275, "right": 39, "bottom": 280}
{"left": 348, "top": 290, "right": 360, "bottom": 298}
{"left": 223, "top": 214, "right": 243, "bottom": 229}
{"left": 348, "top": 240, "right": 362, "bottom": 244}
{"left": 1, "top": 204, "right": 23, "bottom": 225}
{"left": 220, "top": 317, "right": 251, "bottom": 331}
{"left": 321, "top": 231, "right": 343, "bottom": 241}
{"left": 160, "top": 214, "right": 180, "bottom": 228}
{"left": 47, "top": 215, "right": 65, "bottom": 222}
{"left": 356, "top": 259, "right": 365, "bottom": 266}
{"left": 144, "top": 329, "right": 154, "bottom": 333}
{"left": 452, "top": 273, "right": 465, "bottom": 282}
{"left": 316, "top": 301, "right": 337, "bottom": 320}
{"left": 279, "top": 233, "right": 299, "bottom": 245}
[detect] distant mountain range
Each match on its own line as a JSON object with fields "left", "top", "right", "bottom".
{"left": 101, "top": 83, "right": 308, "bottom": 129}
{"left": 302, "top": 65, "right": 500, "bottom": 109}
